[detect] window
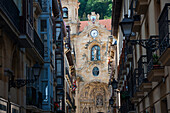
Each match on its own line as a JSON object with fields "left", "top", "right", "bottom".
{"left": 42, "top": 0, "right": 48, "bottom": 12}
{"left": 63, "top": 7, "right": 68, "bottom": 18}
{"left": 12, "top": 108, "right": 19, "bottom": 113}
{"left": 41, "top": 20, "right": 47, "bottom": 32}
{"left": 57, "top": 60, "right": 62, "bottom": 76}
{"left": 42, "top": 82, "right": 48, "bottom": 101}
{"left": 0, "top": 104, "right": 7, "bottom": 111}
{"left": 161, "top": 98, "right": 168, "bottom": 113}
{"left": 91, "top": 45, "right": 100, "bottom": 61}
{"left": 57, "top": 78, "right": 62, "bottom": 85}
{"left": 92, "top": 67, "right": 99, "bottom": 76}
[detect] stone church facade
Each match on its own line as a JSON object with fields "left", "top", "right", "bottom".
{"left": 74, "top": 12, "right": 111, "bottom": 113}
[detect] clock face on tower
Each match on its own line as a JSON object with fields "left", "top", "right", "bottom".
{"left": 90, "top": 29, "right": 98, "bottom": 38}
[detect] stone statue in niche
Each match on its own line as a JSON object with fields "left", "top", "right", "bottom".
{"left": 96, "top": 95, "right": 103, "bottom": 106}
{"left": 93, "top": 47, "right": 97, "bottom": 60}
{"left": 82, "top": 107, "right": 88, "bottom": 113}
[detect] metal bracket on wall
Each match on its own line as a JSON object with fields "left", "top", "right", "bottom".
{"left": 128, "top": 35, "right": 159, "bottom": 52}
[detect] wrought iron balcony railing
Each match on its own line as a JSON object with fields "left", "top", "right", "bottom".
{"left": 158, "top": 4, "right": 170, "bottom": 56}
{"left": 34, "top": 29, "right": 44, "bottom": 58}
{"left": 0, "top": 0, "right": 20, "bottom": 30}
{"left": 147, "top": 36, "right": 163, "bottom": 74}
{"left": 138, "top": 55, "right": 147, "bottom": 86}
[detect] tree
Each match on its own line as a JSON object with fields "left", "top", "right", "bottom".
{"left": 79, "top": 0, "right": 112, "bottom": 20}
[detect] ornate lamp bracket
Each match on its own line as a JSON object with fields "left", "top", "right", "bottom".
{"left": 129, "top": 36, "right": 159, "bottom": 52}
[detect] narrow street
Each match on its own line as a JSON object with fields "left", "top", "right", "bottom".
{"left": 0, "top": 0, "right": 170, "bottom": 113}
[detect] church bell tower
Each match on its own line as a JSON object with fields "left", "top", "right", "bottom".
{"left": 61, "top": 0, "right": 80, "bottom": 35}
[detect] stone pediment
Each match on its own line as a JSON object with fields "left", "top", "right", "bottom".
{"left": 77, "top": 12, "right": 111, "bottom": 38}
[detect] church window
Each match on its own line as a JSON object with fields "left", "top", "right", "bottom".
{"left": 91, "top": 45, "right": 100, "bottom": 61}
{"left": 63, "top": 7, "right": 68, "bottom": 18}
{"left": 92, "top": 67, "right": 99, "bottom": 76}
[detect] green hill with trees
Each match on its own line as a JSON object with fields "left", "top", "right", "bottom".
{"left": 79, "top": 0, "right": 112, "bottom": 21}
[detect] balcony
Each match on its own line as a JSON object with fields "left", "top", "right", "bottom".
{"left": 19, "top": 1, "right": 34, "bottom": 48}
{"left": 133, "top": 69, "right": 144, "bottom": 99}
{"left": 19, "top": 17, "right": 34, "bottom": 48}
{"left": 127, "top": 46, "right": 133, "bottom": 62}
{"left": 65, "top": 26, "right": 71, "bottom": 50}
{"left": 158, "top": 4, "right": 170, "bottom": 66}
{"left": 118, "top": 73, "right": 124, "bottom": 89}
{"left": 147, "top": 40, "right": 164, "bottom": 82}
{"left": 132, "top": 15, "right": 141, "bottom": 33}
{"left": 138, "top": 55, "right": 152, "bottom": 92}
{"left": 127, "top": 72, "right": 138, "bottom": 104}
{"left": 147, "top": 57, "right": 164, "bottom": 82}
{"left": 34, "top": 30, "right": 44, "bottom": 58}
{"left": 0, "top": 0, "right": 20, "bottom": 31}
{"left": 135, "top": 0, "right": 149, "bottom": 14}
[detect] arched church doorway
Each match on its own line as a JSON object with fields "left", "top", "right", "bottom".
{"left": 79, "top": 81, "right": 110, "bottom": 113}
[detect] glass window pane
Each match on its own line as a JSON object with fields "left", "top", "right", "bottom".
{"left": 63, "top": 7, "right": 68, "bottom": 18}
{"left": 42, "top": 82, "right": 48, "bottom": 101}
{"left": 57, "top": 78, "right": 62, "bottom": 85}
{"left": 91, "top": 45, "right": 100, "bottom": 61}
{"left": 41, "top": 20, "right": 47, "bottom": 32}
{"left": 57, "top": 60, "right": 62, "bottom": 76}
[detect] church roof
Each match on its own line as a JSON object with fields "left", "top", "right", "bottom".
{"left": 79, "top": 19, "right": 111, "bottom": 32}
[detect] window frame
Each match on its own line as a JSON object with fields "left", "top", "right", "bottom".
{"left": 62, "top": 7, "right": 68, "bottom": 19}
{"left": 91, "top": 45, "right": 100, "bottom": 61}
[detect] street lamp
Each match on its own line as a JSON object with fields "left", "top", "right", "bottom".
{"left": 32, "top": 62, "right": 42, "bottom": 80}
{"left": 119, "top": 14, "right": 134, "bottom": 38}
{"left": 5, "top": 62, "right": 42, "bottom": 113}
{"left": 6, "top": 62, "right": 42, "bottom": 89}
{"left": 119, "top": 14, "right": 159, "bottom": 50}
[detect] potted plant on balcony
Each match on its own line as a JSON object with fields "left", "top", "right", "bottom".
{"left": 153, "top": 54, "right": 161, "bottom": 68}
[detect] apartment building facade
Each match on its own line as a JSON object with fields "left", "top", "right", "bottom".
{"left": 0, "top": 0, "right": 66, "bottom": 113}
{"left": 111, "top": 0, "right": 170, "bottom": 113}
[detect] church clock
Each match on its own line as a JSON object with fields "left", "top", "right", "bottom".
{"left": 90, "top": 29, "right": 98, "bottom": 38}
